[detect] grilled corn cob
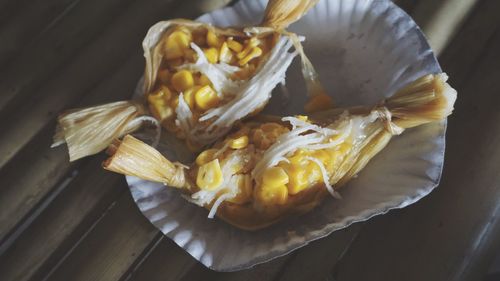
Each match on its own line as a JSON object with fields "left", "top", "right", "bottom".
{"left": 103, "top": 73, "right": 457, "bottom": 230}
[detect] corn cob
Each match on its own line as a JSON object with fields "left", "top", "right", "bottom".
{"left": 53, "top": 0, "right": 323, "bottom": 161}
{"left": 103, "top": 73, "right": 457, "bottom": 230}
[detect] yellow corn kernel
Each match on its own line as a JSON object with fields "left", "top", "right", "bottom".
{"left": 281, "top": 163, "right": 309, "bottom": 195}
{"left": 195, "top": 85, "right": 219, "bottom": 110}
{"left": 227, "top": 174, "right": 252, "bottom": 204}
{"left": 196, "top": 159, "right": 223, "bottom": 191}
{"left": 164, "top": 30, "right": 192, "bottom": 59}
{"left": 203, "top": 47, "right": 219, "bottom": 64}
{"left": 157, "top": 68, "right": 170, "bottom": 84}
{"left": 262, "top": 167, "right": 289, "bottom": 187}
{"left": 195, "top": 149, "right": 218, "bottom": 166}
{"left": 296, "top": 115, "right": 309, "bottom": 122}
{"left": 305, "top": 162, "right": 323, "bottom": 184}
{"left": 257, "top": 184, "right": 288, "bottom": 205}
{"left": 196, "top": 74, "right": 211, "bottom": 86}
{"left": 149, "top": 85, "right": 172, "bottom": 102}
{"left": 227, "top": 37, "right": 243, "bottom": 52}
{"left": 219, "top": 42, "right": 233, "bottom": 63}
{"left": 311, "top": 149, "right": 333, "bottom": 170}
{"left": 171, "top": 70, "right": 194, "bottom": 92}
{"left": 206, "top": 30, "right": 223, "bottom": 48}
{"left": 239, "top": 47, "right": 262, "bottom": 66}
{"left": 228, "top": 135, "right": 249, "bottom": 149}
{"left": 182, "top": 86, "right": 199, "bottom": 109}
{"left": 304, "top": 93, "right": 334, "bottom": 113}
{"left": 148, "top": 88, "right": 174, "bottom": 121}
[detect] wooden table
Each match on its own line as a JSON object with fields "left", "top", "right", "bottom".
{"left": 0, "top": 0, "right": 499, "bottom": 280}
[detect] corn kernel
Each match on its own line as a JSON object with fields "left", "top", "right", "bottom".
{"left": 219, "top": 42, "right": 233, "bottom": 63}
{"left": 182, "top": 86, "right": 199, "bottom": 109}
{"left": 281, "top": 162, "right": 309, "bottom": 195}
{"left": 304, "top": 93, "right": 334, "bottom": 113}
{"left": 227, "top": 38, "right": 243, "bottom": 52}
{"left": 257, "top": 184, "right": 288, "bottom": 205}
{"left": 296, "top": 115, "right": 309, "bottom": 122}
{"left": 148, "top": 99, "right": 173, "bottom": 121}
{"left": 262, "top": 167, "right": 289, "bottom": 187}
{"left": 239, "top": 47, "right": 262, "bottom": 66}
{"left": 164, "top": 30, "right": 192, "bottom": 59}
{"left": 203, "top": 47, "right": 219, "bottom": 64}
{"left": 228, "top": 135, "right": 249, "bottom": 149}
{"left": 195, "top": 149, "right": 218, "bottom": 166}
{"left": 227, "top": 174, "right": 252, "bottom": 204}
{"left": 171, "top": 70, "right": 194, "bottom": 92}
{"left": 195, "top": 85, "right": 219, "bottom": 110}
{"left": 148, "top": 85, "right": 172, "bottom": 102}
{"left": 206, "top": 30, "right": 223, "bottom": 48}
{"left": 305, "top": 162, "right": 323, "bottom": 184}
{"left": 196, "top": 159, "right": 223, "bottom": 191}
{"left": 158, "top": 68, "right": 171, "bottom": 84}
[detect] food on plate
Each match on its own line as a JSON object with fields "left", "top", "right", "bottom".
{"left": 103, "top": 73, "right": 457, "bottom": 230}
{"left": 52, "top": 0, "right": 326, "bottom": 161}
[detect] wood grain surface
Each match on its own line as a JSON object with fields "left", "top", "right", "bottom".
{"left": 0, "top": 1, "right": 498, "bottom": 281}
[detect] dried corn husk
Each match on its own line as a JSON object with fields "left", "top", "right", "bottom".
{"left": 104, "top": 135, "right": 190, "bottom": 189}
{"left": 103, "top": 73, "right": 457, "bottom": 230}
{"left": 52, "top": 101, "right": 160, "bottom": 161}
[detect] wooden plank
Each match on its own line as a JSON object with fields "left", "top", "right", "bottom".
{"left": 437, "top": 0, "right": 500, "bottom": 87}
{"left": 0, "top": 55, "right": 142, "bottom": 245}
{"left": 275, "top": 224, "right": 362, "bottom": 281}
{"left": 0, "top": 0, "right": 182, "bottom": 170}
{"left": 209, "top": 256, "right": 291, "bottom": 281}
{"left": 330, "top": 7, "right": 500, "bottom": 281}
{"left": 42, "top": 191, "right": 160, "bottom": 281}
{"left": 0, "top": 157, "right": 126, "bottom": 281}
{"left": 0, "top": 0, "right": 79, "bottom": 66}
{"left": 0, "top": 0, "right": 136, "bottom": 115}
{"left": 410, "top": 0, "right": 478, "bottom": 55}
{"left": 126, "top": 239, "right": 203, "bottom": 281}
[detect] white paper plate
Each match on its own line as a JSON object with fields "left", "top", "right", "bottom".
{"left": 127, "top": 0, "right": 445, "bottom": 271}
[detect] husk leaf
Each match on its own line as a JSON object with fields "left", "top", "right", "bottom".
{"left": 103, "top": 135, "right": 189, "bottom": 189}
{"left": 53, "top": 101, "right": 149, "bottom": 161}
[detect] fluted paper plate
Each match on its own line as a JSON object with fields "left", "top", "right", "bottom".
{"left": 128, "top": 0, "right": 444, "bottom": 271}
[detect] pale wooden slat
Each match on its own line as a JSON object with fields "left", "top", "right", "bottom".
{"left": 330, "top": 5, "right": 500, "bottom": 281}
{"left": 0, "top": 0, "right": 79, "bottom": 66}
{"left": 0, "top": 0, "right": 136, "bottom": 116}
{"left": 43, "top": 191, "right": 160, "bottom": 281}
{"left": 410, "top": 0, "right": 478, "bottom": 55}
{"left": 0, "top": 55, "right": 143, "bottom": 244}
{"left": 0, "top": 0, "right": 182, "bottom": 170}
{"left": 0, "top": 157, "right": 126, "bottom": 281}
